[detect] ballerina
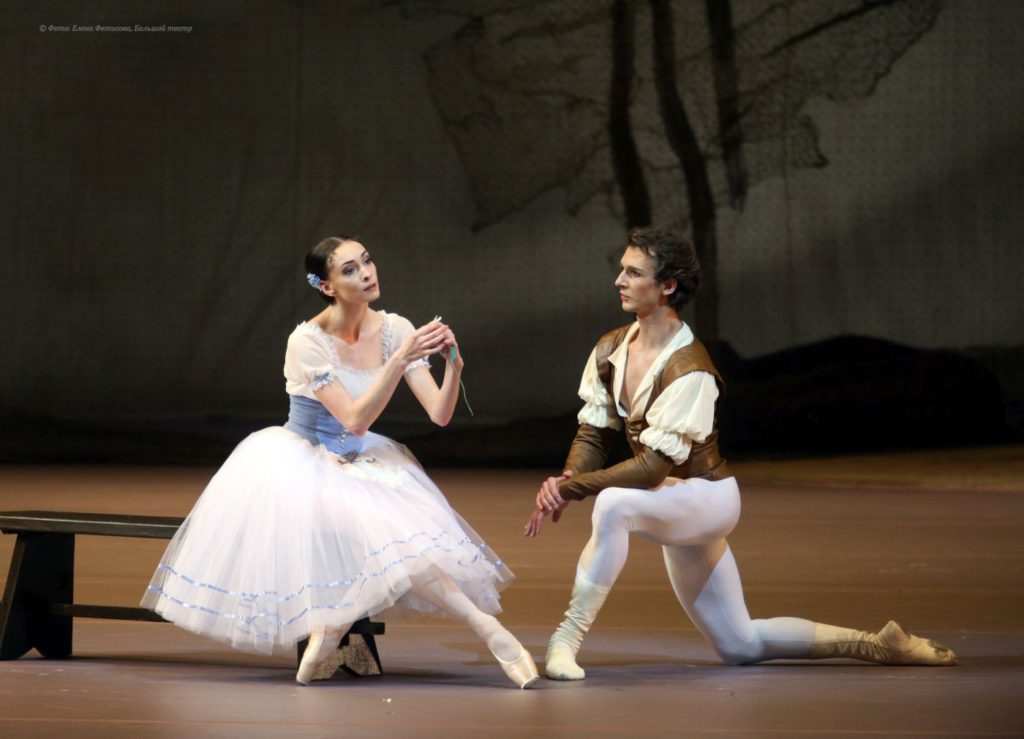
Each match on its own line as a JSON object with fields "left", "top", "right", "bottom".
{"left": 144, "top": 235, "right": 538, "bottom": 688}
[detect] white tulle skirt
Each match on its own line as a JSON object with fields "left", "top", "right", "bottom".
{"left": 142, "top": 427, "right": 513, "bottom": 655}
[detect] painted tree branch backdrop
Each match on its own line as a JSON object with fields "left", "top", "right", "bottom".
{"left": 390, "top": 0, "right": 944, "bottom": 338}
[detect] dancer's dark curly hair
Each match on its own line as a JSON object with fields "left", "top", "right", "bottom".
{"left": 627, "top": 227, "right": 702, "bottom": 311}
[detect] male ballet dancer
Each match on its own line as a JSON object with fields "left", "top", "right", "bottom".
{"left": 525, "top": 226, "right": 956, "bottom": 679}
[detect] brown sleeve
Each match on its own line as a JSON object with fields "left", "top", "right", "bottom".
{"left": 558, "top": 446, "right": 674, "bottom": 501}
{"left": 563, "top": 424, "right": 619, "bottom": 477}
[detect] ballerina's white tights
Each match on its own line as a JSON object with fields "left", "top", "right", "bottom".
{"left": 577, "top": 476, "right": 815, "bottom": 664}
{"left": 410, "top": 568, "right": 522, "bottom": 662}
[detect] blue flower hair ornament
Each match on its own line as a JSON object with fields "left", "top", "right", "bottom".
{"left": 306, "top": 273, "right": 323, "bottom": 290}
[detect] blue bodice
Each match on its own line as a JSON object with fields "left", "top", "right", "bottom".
{"left": 283, "top": 395, "right": 363, "bottom": 457}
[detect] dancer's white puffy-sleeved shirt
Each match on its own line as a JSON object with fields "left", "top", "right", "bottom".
{"left": 575, "top": 321, "right": 719, "bottom": 463}
{"left": 143, "top": 311, "right": 512, "bottom": 655}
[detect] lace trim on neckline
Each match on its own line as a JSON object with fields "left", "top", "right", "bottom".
{"left": 305, "top": 312, "right": 392, "bottom": 377}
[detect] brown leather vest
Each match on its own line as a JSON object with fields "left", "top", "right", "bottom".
{"left": 593, "top": 325, "right": 730, "bottom": 481}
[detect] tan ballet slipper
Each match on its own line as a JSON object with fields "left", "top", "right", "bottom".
{"left": 810, "top": 620, "right": 957, "bottom": 665}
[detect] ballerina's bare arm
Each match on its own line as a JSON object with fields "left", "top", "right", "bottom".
{"left": 314, "top": 321, "right": 447, "bottom": 435}
{"left": 404, "top": 323, "right": 464, "bottom": 426}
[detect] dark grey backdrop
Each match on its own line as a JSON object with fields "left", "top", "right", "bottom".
{"left": 2, "top": 1, "right": 1021, "bottom": 460}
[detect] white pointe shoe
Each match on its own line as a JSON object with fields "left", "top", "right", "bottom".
{"left": 296, "top": 626, "right": 344, "bottom": 685}
{"left": 470, "top": 612, "right": 539, "bottom": 689}
{"left": 493, "top": 644, "right": 540, "bottom": 689}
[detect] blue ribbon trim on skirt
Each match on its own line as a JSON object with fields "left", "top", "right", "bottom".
{"left": 147, "top": 529, "right": 506, "bottom": 641}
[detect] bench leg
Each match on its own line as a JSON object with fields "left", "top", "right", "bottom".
{"left": 295, "top": 617, "right": 383, "bottom": 677}
{"left": 336, "top": 630, "right": 383, "bottom": 678}
{"left": 0, "top": 532, "right": 75, "bottom": 660}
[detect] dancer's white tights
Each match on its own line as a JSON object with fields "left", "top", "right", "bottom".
{"left": 577, "top": 477, "right": 815, "bottom": 664}
{"left": 410, "top": 567, "right": 521, "bottom": 662}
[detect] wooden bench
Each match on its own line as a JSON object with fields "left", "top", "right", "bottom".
{"left": 0, "top": 511, "right": 384, "bottom": 676}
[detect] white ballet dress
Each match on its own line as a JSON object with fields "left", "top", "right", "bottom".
{"left": 142, "top": 311, "right": 513, "bottom": 655}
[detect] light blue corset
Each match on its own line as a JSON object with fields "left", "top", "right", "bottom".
{"left": 283, "top": 394, "right": 363, "bottom": 457}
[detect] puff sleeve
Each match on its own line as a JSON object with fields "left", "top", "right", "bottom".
{"left": 576, "top": 348, "right": 623, "bottom": 430}
{"left": 637, "top": 371, "right": 718, "bottom": 465}
{"left": 284, "top": 330, "right": 337, "bottom": 395}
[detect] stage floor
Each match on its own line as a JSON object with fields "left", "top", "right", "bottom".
{"left": 1, "top": 451, "right": 1022, "bottom": 737}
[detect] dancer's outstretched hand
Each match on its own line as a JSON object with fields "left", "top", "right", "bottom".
{"left": 527, "top": 470, "right": 573, "bottom": 537}
{"left": 535, "top": 470, "right": 572, "bottom": 513}
{"left": 523, "top": 499, "right": 569, "bottom": 538}
{"left": 523, "top": 507, "right": 546, "bottom": 538}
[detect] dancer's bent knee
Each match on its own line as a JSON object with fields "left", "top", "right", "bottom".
{"left": 713, "top": 640, "right": 763, "bottom": 666}
{"left": 590, "top": 486, "right": 643, "bottom": 533}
